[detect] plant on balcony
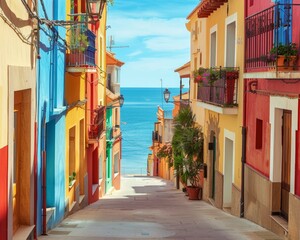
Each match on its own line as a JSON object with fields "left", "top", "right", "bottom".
{"left": 201, "top": 68, "right": 219, "bottom": 85}
{"left": 70, "top": 31, "right": 89, "bottom": 52}
{"left": 270, "top": 43, "right": 298, "bottom": 67}
{"left": 193, "top": 67, "right": 206, "bottom": 83}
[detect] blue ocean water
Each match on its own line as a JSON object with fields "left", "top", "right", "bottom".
{"left": 120, "top": 87, "right": 183, "bottom": 175}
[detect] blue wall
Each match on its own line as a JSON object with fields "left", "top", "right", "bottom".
{"left": 36, "top": 0, "right": 66, "bottom": 234}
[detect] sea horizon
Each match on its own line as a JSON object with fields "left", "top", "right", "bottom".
{"left": 120, "top": 87, "right": 186, "bottom": 175}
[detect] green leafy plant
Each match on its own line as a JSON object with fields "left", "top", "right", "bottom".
{"left": 69, "top": 171, "right": 76, "bottom": 186}
{"left": 171, "top": 107, "right": 204, "bottom": 187}
{"left": 270, "top": 42, "right": 298, "bottom": 60}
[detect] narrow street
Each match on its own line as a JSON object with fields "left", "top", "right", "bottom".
{"left": 40, "top": 176, "right": 282, "bottom": 240}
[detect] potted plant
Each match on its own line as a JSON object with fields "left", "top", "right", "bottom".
{"left": 171, "top": 107, "right": 204, "bottom": 200}
{"left": 225, "top": 67, "right": 239, "bottom": 104}
{"left": 193, "top": 67, "right": 206, "bottom": 83}
{"left": 270, "top": 42, "right": 298, "bottom": 68}
{"left": 69, "top": 171, "right": 76, "bottom": 188}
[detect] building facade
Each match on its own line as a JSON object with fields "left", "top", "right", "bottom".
{"left": 244, "top": 0, "right": 300, "bottom": 238}
{"left": 36, "top": 0, "right": 67, "bottom": 234}
{"left": 194, "top": 0, "right": 244, "bottom": 216}
{"left": 0, "top": 1, "right": 36, "bottom": 239}
{"left": 106, "top": 52, "right": 124, "bottom": 191}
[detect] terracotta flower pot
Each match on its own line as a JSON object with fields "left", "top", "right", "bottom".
{"left": 186, "top": 186, "right": 202, "bottom": 200}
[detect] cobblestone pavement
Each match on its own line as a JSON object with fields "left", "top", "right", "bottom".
{"left": 40, "top": 176, "right": 282, "bottom": 240}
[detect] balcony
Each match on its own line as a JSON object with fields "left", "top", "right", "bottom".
{"left": 245, "top": 3, "right": 300, "bottom": 79}
{"left": 196, "top": 67, "right": 239, "bottom": 114}
{"left": 66, "top": 17, "right": 96, "bottom": 72}
{"left": 88, "top": 106, "right": 105, "bottom": 141}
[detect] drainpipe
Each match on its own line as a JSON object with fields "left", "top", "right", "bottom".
{"left": 240, "top": 0, "right": 248, "bottom": 219}
{"left": 42, "top": 102, "right": 47, "bottom": 235}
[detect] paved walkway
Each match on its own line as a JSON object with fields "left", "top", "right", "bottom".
{"left": 40, "top": 176, "right": 282, "bottom": 240}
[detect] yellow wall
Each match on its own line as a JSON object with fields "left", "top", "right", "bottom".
{"left": 187, "top": 8, "right": 207, "bottom": 131}
{"left": 65, "top": 106, "right": 86, "bottom": 203}
{"left": 203, "top": 0, "right": 244, "bottom": 188}
{"left": 98, "top": 6, "right": 107, "bottom": 106}
{"left": 0, "top": 1, "right": 34, "bottom": 149}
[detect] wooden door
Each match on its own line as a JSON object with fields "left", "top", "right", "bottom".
{"left": 281, "top": 110, "right": 291, "bottom": 220}
{"left": 13, "top": 101, "right": 21, "bottom": 233}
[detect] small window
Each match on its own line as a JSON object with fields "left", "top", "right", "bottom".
{"left": 250, "top": 0, "right": 254, "bottom": 6}
{"left": 256, "top": 119, "right": 263, "bottom": 149}
{"left": 200, "top": 52, "right": 202, "bottom": 65}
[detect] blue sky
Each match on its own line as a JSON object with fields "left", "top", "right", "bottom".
{"left": 106, "top": 0, "right": 199, "bottom": 88}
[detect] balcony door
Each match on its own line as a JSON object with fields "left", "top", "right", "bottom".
{"left": 226, "top": 21, "right": 236, "bottom": 67}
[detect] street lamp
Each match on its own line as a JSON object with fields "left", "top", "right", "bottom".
{"left": 119, "top": 94, "right": 124, "bottom": 107}
{"left": 86, "top": 0, "right": 105, "bottom": 21}
{"left": 163, "top": 88, "right": 171, "bottom": 103}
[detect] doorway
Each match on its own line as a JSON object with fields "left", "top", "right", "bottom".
{"left": 223, "top": 138, "right": 234, "bottom": 208}
{"left": 281, "top": 110, "right": 291, "bottom": 220}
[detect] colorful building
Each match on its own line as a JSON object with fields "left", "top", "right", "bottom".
{"left": 36, "top": 0, "right": 67, "bottom": 234}
{"left": 188, "top": 0, "right": 245, "bottom": 217}
{"left": 106, "top": 52, "right": 124, "bottom": 191}
{"left": 65, "top": 0, "right": 90, "bottom": 214}
{"left": 243, "top": 0, "right": 300, "bottom": 238}
{"left": 0, "top": 1, "right": 36, "bottom": 239}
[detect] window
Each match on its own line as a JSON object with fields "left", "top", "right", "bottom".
{"left": 115, "top": 108, "right": 119, "bottom": 126}
{"left": 250, "top": 0, "right": 254, "bottom": 7}
{"left": 114, "top": 152, "right": 120, "bottom": 174}
{"left": 226, "top": 21, "right": 236, "bottom": 67}
{"left": 210, "top": 31, "right": 217, "bottom": 67}
{"left": 116, "top": 68, "right": 120, "bottom": 83}
{"left": 256, "top": 119, "right": 263, "bottom": 149}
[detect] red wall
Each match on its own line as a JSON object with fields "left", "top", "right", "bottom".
{"left": 246, "top": 80, "right": 270, "bottom": 177}
{"left": 87, "top": 144, "right": 99, "bottom": 204}
{"left": 0, "top": 146, "right": 8, "bottom": 240}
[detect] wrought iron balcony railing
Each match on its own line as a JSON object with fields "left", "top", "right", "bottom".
{"left": 89, "top": 106, "right": 105, "bottom": 140}
{"left": 245, "top": 3, "right": 300, "bottom": 72}
{"left": 66, "top": 15, "right": 96, "bottom": 68}
{"left": 196, "top": 67, "right": 239, "bottom": 106}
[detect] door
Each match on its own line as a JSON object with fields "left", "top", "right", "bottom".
{"left": 223, "top": 138, "right": 234, "bottom": 208}
{"left": 211, "top": 136, "right": 216, "bottom": 199}
{"left": 13, "top": 105, "right": 20, "bottom": 233}
{"left": 106, "top": 143, "right": 112, "bottom": 192}
{"left": 281, "top": 110, "right": 291, "bottom": 220}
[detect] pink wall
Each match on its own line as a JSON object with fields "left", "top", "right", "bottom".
{"left": 246, "top": 80, "right": 270, "bottom": 177}
{"left": 0, "top": 146, "right": 8, "bottom": 239}
{"left": 246, "top": 0, "right": 274, "bottom": 17}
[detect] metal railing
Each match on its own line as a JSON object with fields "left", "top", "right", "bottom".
{"left": 245, "top": 3, "right": 300, "bottom": 71}
{"left": 88, "top": 106, "right": 105, "bottom": 140}
{"left": 196, "top": 67, "right": 239, "bottom": 106}
{"left": 121, "top": 167, "right": 147, "bottom": 176}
